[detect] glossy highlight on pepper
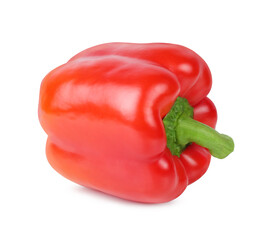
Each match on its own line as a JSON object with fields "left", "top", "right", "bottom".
{"left": 38, "top": 43, "right": 234, "bottom": 203}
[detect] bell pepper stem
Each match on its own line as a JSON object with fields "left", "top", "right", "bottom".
{"left": 163, "top": 97, "right": 234, "bottom": 158}
{"left": 176, "top": 117, "right": 234, "bottom": 159}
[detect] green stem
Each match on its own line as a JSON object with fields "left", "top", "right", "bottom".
{"left": 163, "top": 97, "right": 234, "bottom": 159}
{"left": 176, "top": 117, "right": 234, "bottom": 159}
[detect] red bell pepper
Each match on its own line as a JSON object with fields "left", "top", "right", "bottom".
{"left": 38, "top": 43, "right": 234, "bottom": 203}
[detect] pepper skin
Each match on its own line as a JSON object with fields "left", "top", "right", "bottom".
{"left": 39, "top": 43, "right": 232, "bottom": 203}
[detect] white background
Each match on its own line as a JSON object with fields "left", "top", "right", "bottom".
{"left": 1, "top": 0, "right": 273, "bottom": 239}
